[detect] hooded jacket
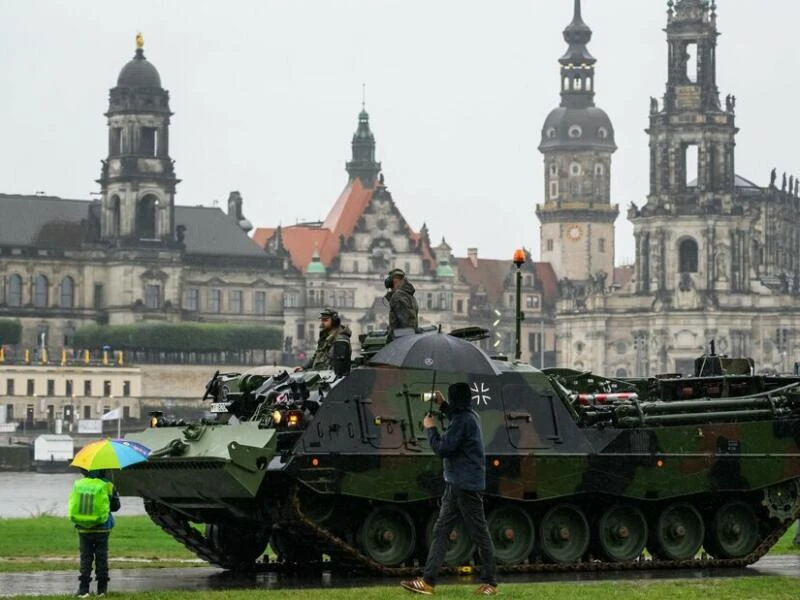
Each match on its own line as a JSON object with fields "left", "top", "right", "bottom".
{"left": 425, "top": 383, "right": 486, "bottom": 491}
{"left": 386, "top": 279, "right": 419, "bottom": 338}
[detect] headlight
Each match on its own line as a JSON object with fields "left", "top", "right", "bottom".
{"left": 287, "top": 410, "right": 304, "bottom": 428}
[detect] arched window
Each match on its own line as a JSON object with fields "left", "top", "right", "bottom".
{"left": 136, "top": 194, "right": 159, "bottom": 239}
{"left": 110, "top": 195, "right": 121, "bottom": 235}
{"left": 34, "top": 275, "right": 49, "bottom": 308}
{"left": 7, "top": 274, "right": 22, "bottom": 307}
{"left": 570, "top": 163, "right": 582, "bottom": 176}
{"left": 594, "top": 163, "right": 604, "bottom": 176}
{"left": 679, "top": 239, "right": 699, "bottom": 273}
{"left": 60, "top": 276, "right": 74, "bottom": 309}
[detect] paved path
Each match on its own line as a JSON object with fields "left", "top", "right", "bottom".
{"left": 2, "top": 555, "right": 799, "bottom": 597}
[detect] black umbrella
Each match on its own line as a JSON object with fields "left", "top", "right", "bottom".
{"left": 369, "top": 332, "right": 501, "bottom": 376}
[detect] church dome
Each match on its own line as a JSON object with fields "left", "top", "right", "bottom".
{"left": 539, "top": 106, "right": 616, "bottom": 152}
{"left": 117, "top": 48, "right": 162, "bottom": 88}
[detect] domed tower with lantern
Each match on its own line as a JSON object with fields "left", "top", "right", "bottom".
{"left": 98, "top": 34, "right": 180, "bottom": 244}
{"left": 536, "top": 0, "right": 618, "bottom": 282}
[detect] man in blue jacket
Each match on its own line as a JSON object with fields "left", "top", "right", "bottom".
{"left": 401, "top": 382, "right": 497, "bottom": 596}
{"left": 69, "top": 469, "right": 121, "bottom": 597}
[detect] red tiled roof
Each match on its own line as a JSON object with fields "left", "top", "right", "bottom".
{"left": 252, "top": 226, "right": 330, "bottom": 272}
{"left": 319, "top": 178, "right": 374, "bottom": 264}
{"left": 252, "top": 178, "right": 375, "bottom": 271}
{"left": 252, "top": 178, "right": 438, "bottom": 273}
{"left": 455, "top": 257, "right": 510, "bottom": 305}
{"left": 455, "top": 257, "right": 558, "bottom": 310}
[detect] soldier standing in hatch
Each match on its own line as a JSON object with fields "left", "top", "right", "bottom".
{"left": 384, "top": 268, "right": 419, "bottom": 340}
{"left": 298, "top": 308, "right": 351, "bottom": 377}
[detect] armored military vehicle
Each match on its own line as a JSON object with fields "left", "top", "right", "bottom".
{"left": 114, "top": 334, "right": 800, "bottom": 574}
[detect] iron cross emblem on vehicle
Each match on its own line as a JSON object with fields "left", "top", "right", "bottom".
{"left": 470, "top": 382, "right": 491, "bottom": 406}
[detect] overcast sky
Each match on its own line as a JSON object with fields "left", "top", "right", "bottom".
{"left": 2, "top": 1, "right": 798, "bottom": 266}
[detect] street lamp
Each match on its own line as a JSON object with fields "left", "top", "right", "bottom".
{"left": 512, "top": 249, "right": 526, "bottom": 361}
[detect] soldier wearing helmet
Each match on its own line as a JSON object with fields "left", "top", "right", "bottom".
{"left": 384, "top": 268, "right": 419, "bottom": 340}
{"left": 301, "top": 307, "right": 352, "bottom": 377}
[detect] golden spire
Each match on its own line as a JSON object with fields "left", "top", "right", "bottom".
{"left": 136, "top": 32, "right": 144, "bottom": 49}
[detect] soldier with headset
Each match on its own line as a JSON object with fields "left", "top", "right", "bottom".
{"left": 384, "top": 268, "right": 419, "bottom": 341}
{"left": 298, "top": 307, "right": 352, "bottom": 377}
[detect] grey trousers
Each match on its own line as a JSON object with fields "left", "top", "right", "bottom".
{"left": 423, "top": 484, "right": 497, "bottom": 586}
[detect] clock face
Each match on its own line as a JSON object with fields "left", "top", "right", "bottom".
{"left": 567, "top": 224, "right": 584, "bottom": 241}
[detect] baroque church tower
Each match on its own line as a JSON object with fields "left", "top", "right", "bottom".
{"left": 98, "top": 34, "right": 180, "bottom": 244}
{"left": 630, "top": 0, "right": 742, "bottom": 295}
{"left": 537, "top": 0, "right": 617, "bottom": 282}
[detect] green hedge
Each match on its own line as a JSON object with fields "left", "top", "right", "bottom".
{"left": 73, "top": 323, "right": 281, "bottom": 352}
{"left": 0, "top": 319, "right": 22, "bottom": 345}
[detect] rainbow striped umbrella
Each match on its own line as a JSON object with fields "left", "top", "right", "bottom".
{"left": 71, "top": 438, "right": 150, "bottom": 471}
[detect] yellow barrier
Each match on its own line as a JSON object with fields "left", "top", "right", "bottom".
{"left": 8, "top": 348, "right": 131, "bottom": 367}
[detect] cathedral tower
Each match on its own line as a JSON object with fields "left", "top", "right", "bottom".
{"left": 536, "top": 0, "right": 618, "bottom": 282}
{"left": 630, "top": 0, "right": 742, "bottom": 294}
{"left": 98, "top": 34, "right": 179, "bottom": 244}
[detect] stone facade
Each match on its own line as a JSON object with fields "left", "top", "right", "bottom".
{"left": 0, "top": 39, "right": 290, "bottom": 352}
{"left": 536, "top": 0, "right": 618, "bottom": 283}
{"left": 253, "top": 108, "right": 557, "bottom": 365}
{"left": 0, "top": 38, "right": 557, "bottom": 368}
{"left": 551, "top": 0, "right": 800, "bottom": 376}
{"left": 0, "top": 364, "right": 142, "bottom": 426}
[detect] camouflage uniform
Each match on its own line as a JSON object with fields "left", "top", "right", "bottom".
{"left": 385, "top": 270, "right": 419, "bottom": 339}
{"left": 304, "top": 309, "right": 352, "bottom": 377}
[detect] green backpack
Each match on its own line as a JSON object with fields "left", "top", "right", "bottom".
{"left": 68, "top": 478, "right": 111, "bottom": 528}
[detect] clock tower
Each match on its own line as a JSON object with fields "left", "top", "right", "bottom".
{"left": 536, "top": 0, "right": 618, "bottom": 282}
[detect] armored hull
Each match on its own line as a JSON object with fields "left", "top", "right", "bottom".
{"left": 115, "top": 335, "right": 800, "bottom": 573}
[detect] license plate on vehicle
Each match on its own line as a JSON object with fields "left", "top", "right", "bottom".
{"left": 209, "top": 402, "right": 229, "bottom": 413}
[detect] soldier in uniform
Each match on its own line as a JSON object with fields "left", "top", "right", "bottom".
{"left": 384, "top": 268, "right": 419, "bottom": 340}
{"left": 300, "top": 308, "right": 351, "bottom": 377}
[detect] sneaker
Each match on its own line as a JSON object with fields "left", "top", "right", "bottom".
{"left": 400, "top": 577, "right": 435, "bottom": 595}
{"left": 76, "top": 593, "right": 90, "bottom": 599}
{"left": 475, "top": 584, "right": 498, "bottom": 595}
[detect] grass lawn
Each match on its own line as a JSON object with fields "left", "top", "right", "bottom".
{"left": 0, "top": 515, "right": 197, "bottom": 571}
{"left": 0, "top": 515, "right": 796, "bottom": 573}
{"left": 5, "top": 578, "right": 800, "bottom": 600}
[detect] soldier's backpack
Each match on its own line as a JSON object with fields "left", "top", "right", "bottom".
{"left": 68, "top": 477, "right": 110, "bottom": 528}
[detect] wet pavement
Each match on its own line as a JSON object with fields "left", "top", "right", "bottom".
{"left": 2, "top": 555, "right": 799, "bottom": 597}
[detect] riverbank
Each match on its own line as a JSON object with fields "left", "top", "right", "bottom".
{"left": 0, "top": 472, "right": 146, "bottom": 518}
